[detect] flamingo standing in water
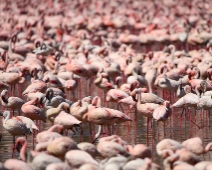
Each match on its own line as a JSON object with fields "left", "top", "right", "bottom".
{"left": 21, "top": 97, "right": 46, "bottom": 123}
{"left": 0, "top": 111, "right": 31, "bottom": 158}
{"left": 84, "top": 105, "right": 132, "bottom": 142}
{"left": 0, "top": 89, "right": 24, "bottom": 115}
{"left": 197, "top": 94, "right": 212, "bottom": 127}
{"left": 15, "top": 116, "right": 39, "bottom": 149}
{"left": 131, "top": 88, "right": 160, "bottom": 132}
{"left": 36, "top": 124, "right": 63, "bottom": 143}
{"left": 171, "top": 85, "right": 200, "bottom": 128}
{"left": 45, "top": 102, "right": 70, "bottom": 122}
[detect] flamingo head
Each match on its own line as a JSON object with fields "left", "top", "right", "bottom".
{"left": 1, "top": 89, "right": 8, "bottom": 97}
{"left": 164, "top": 101, "right": 170, "bottom": 107}
{"left": 2, "top": 110, "right": 10, "bottom": 118}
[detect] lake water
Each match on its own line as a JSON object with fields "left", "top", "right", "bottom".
{"left": 0, "top": 73, "right": 211, "bottom": 165}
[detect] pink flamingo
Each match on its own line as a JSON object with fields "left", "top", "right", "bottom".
{"left": 15, "top": 116, "right": 39, "bottom": 149}
{"left": 65, "top": 150, "right": 98, "bottom": 169}
{"left": 47, "top": 136, "right": 79, "bottom": 159}
{"left": 0, "top": 50, "right": 8, "bottom": 71}
{"left": 21, "top": 97, "right": 46, "bottom": 122}
{"left": 182, "top": 137, "right": 212, "bottom": 155}
{"left": 46, "top": 102, "right": 70, "bottom": 122}
{"left": 0, "top": 110, "right": 31, "bottom": 158}
{"left": 22, "top": 79, "right": 47, "bottom": 96}
{"left": 4, "top": 159, "right": 31, "bottom": 170}
{"left": 46, "top": 163, "right": 71, "bottom": 170}
{"left": 84, "top": 106, "right": 132, "bottom": 142}
{"left": 8, "top": 34, "right": 25, "bottom": 61}
{"left": 171, "top": 85, "right": 200, "bottom": 128}
{"left": 15, "top": 137, "right": 40, "bottom": 162}
{"left": 97, "top": 140, "right": 130, "bottom": 158}
{"left": 126, "top": 144, "right": 152, "bottom": 159}
{"left": 153, "top": 101, "right": 172, "bottom": 123}
{"left": 77, "top": 142, "right": 99, "bottom": 158}
{"left": 156, "top": 139, "right": 183, "bottom": 158}
{"left": 36, "top": 124, "right": 63, "bottom": 143}
{"left": 0, "top": 89, "right": 24, "bottom": 115}
{"left": 53, "top": 111, "right": 81, "bottom": 133}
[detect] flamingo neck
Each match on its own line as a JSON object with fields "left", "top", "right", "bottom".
{"left": 28, "top": 98, "right": 38, "bottom": 105}
{"left": 204, "top": 143, "right": 212, "bottom": 153}
{"left": 1, "top": 95, "right": 8, "bottom": 104}
{"left": 48, "top": 124, "right": 63, "bottom": 133}
{"left": 92, "top": 97, "right": 101, "bottom": 107}
{"left": 46, "top": 90, "right": 53, "bottom": 101}
{"left": 94, "top": 125, "right": 102, "bottom": 139}
{"left": 94, "top": 74, "right": 102, "bottom": 85}
{"left": 20, "top": 141, "right": 27, "bottom": 162}
{"left": 4, "top": 111, "right": 10, "bottom": 122}
{"left": 2, "top": 52, "right": 8, "bottom": 72}
{"left": 58, "top": 102, "right": 65, "bottom": 109}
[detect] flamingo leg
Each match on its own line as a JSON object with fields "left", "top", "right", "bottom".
{"left": 107, "top": 125, "right": 111, "bottom": 135}
{"left": 18, "top": 84, "right": 21, "bottom": 98}
{"left": 164, "top": 121, "right": 166, "bottom": 137}
{"left": 32, "top": 131, "right": 35, "bottom": 150}
{"left": 186, "top": 110, "right": 201, "bottom": 129}
{"left": 89, "top": 123, "right": 93, "bottom": 142}
{"left": 13, "top": 85, "right": 16, "bottom": 96}
{"left": 209, "top": 110, "right": 211, "bottom": 128}
{"left": 72, "top": 91, "right": 76, "bottom": 102}
{"left": 10, "top": 85, "right": 13, "bottom": 96}
{"left": 80, "top": 123, "right": 84, "bottom": 142}
{"left": 118, "top": 103, "right": 124, "bottom": 113}
{"left": 12, "top": 136, "right": 15, "bottom": 158}
{"left": 146, "top": 118, "right": 149, "bottom": 146}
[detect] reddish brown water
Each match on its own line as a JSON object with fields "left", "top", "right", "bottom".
{"left": 0, "top": 78, "right": 211, "bottom": 164}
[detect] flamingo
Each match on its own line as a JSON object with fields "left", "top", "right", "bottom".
{"left": 153, "top": 101, "right": 172, "bottom": 122}
{"left": 47, "top": 136, "right": 79, "bottom": 159}
{"left": 131, "top": 88, "right": 164, "bottom": 104}
{"left": 36, "top": 124, "right": 63, "bottom": 143}
{"left": 197, "top": 94, "right": 212, "bottom": 127}
{"left": 156, "top": 139, "right": 183, "bottom": 158}
{"left": 46, "top": 163, "right": 71, "bottom": 170}
{"left": 31, "top": 153, "right": 62, "bottom": 170}
{"left": 4, "top": 159, "right": 32, "bottom": 170}
{"left": 21, "top": 97, "right": 46, "bottom": 122}
{"left": 22, "top": 79, "right": 47, "bottom": 96}
{"left": 182, "top": 137, "right": 212, "bottom": 155}
{"left": 0, "top": 110, "right": 31, "bottom": 158}
{"left": 126, "top": 144, "right": 152, "bottom": 159}
{"left": 65, "top": 150, "right": 98, "bottom": 169}
{"left": 77, "top": 142, "right": 99, "bottom": 158}
{"left": 84, "top": 106, "right": 132, "bottom": 141}
{"left": 97, "top": 140, "right": 130, "bottom": 158}
{"left": 0, "top": 89, "right": 24, "bottom": 115}
{"left": 15, "top": 116, "right": 39, "bottom": 149}
{"left": 15, "top": 137, "right": 41, "bottom": 162}
{"left": 171, "top": 85, "right": 200, "bottom": 128}
{"left": 44, "top": 88, "right": 73, "bottom": 109}
{"left": 53, "top": 111, "right": 81, "bottom": 133}
{"left": 45, "top": 102, "right": 70, "bottom": 122}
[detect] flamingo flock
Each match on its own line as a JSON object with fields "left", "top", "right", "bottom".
{"left": 0, "top": 0, "right": 212, "bottom": 169}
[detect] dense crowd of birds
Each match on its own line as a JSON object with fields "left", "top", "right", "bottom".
{"left": 0, "top": 0, "right": 212, "bottom": 169}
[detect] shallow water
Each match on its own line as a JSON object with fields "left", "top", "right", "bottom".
{"left": 0, "top": 78, "right": 212, "bottom": 165}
